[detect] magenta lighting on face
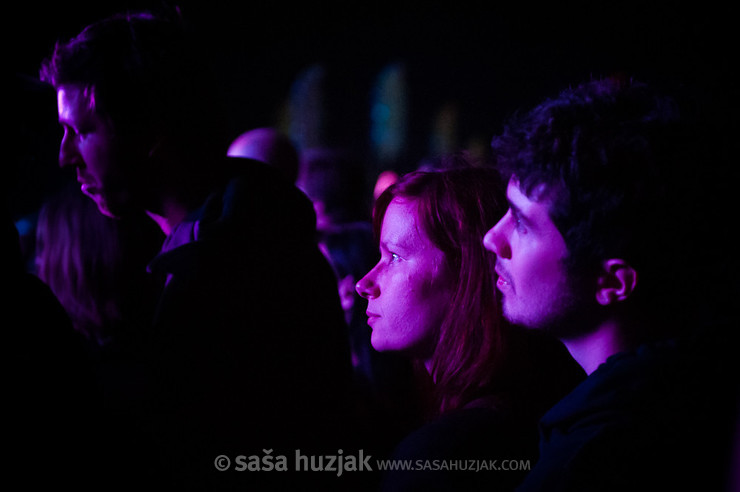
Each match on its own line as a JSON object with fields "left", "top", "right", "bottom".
{"left": 356, "top": 198, "right": 453, "bottom": 361}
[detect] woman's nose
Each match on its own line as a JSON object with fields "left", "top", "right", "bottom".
{"left": 355, "top": 270, "right": 380, "bottom": 299}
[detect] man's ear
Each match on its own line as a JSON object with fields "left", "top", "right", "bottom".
{"left": 595, "top": 259, "right": 638, "bottom": 306}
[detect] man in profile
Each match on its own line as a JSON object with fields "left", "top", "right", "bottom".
{"left": 41, "top": 10, "right": 354, "bottom": 488}
{"left": 483, "top": 78, "right": 737, "bottom": 490}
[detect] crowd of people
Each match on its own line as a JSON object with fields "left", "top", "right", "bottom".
{"left": 6, "top": 8, "right": 738, "bottom": 491}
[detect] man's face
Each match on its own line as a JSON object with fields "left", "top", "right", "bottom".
{"left": 483, "top": 178, "right": 584, "bottom": 332}
{"left": 56, "top": 84, "right": 143, "bottom": 218}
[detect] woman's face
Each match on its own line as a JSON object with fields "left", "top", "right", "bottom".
{"left": 356, "top": 198, "right": 454, "bottom": 361}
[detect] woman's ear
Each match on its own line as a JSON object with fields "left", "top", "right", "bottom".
{"left": 595, "top": 259, "right": 638, "bottom": 306}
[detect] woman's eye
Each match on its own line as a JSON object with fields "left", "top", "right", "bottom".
{"left": 390, "top": 253, "right": 401, "bottom": 263}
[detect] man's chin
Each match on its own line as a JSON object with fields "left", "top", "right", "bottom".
{"left": 504, "top": 299, "right": 593, "bottom": 339}
{"left": 89, "top": 194, "right": 123, "bottom": 219}
{"left": 97, "top": 207, "right": 120, "bottom": 219}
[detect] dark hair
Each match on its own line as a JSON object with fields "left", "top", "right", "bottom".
{"left": 491, "top": 77, "right": 695, "bottom": 322}
{"left": 40, "top": 10, "right": 227, "bottom": 160}
{"left": 373, "top": 166, "right": 508, "bottom": 413}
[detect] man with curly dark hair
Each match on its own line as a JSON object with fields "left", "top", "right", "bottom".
{"left": 484, "top": 78, "right": 737, "bottom": 491}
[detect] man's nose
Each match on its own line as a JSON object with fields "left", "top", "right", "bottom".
{"left": 483, "top": 215, "right": 511, "bottom": 259}
{"left": 59, "top": 130, "right": 81, "bottom": 169}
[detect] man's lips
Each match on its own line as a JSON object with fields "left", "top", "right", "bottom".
{"left": 495, "top": 268, "right": 511, "bottom": 289}
{"left": 79, "top": 181, "right": 98, "bottom": 195}
{"left": 77, "top": 173, "right": 99, "bottom": 195}
{"left": 77, "top": 169, "right": 95, "bottom": 190}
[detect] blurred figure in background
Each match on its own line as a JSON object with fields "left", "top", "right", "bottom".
{"left": 34, "top": 182, "right": 164, "bottom": 488}
{"left": 227, "top": 127, "right": 300, "bottom": 184}
{"left": 373, "top": 170, "right": 399, "bottom": 201}
{"left": 5, "top": 206, "right": 102, "bottom": 489}
{"left": 36, "top": 182, "right": 162, "bottom": 348}
{"left": 297, "top": 147, "right": 371, "bottom": 231}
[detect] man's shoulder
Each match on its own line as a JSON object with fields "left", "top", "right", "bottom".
{"left": 543, "top": 336, "right": 724, "bottom": 429}
{"left": 149, "top": 157, "right": 319, "bottom": 276}
{"left": 525, "top": 332, "right": 738, "bottom": 490}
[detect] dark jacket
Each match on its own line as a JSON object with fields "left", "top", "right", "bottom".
{"left": 381, "top": 331, "right": 586, "bottom": 492}
{"left": 140, "top": 158, "right": 356, "bottom": 488}
{"left": 516, "top": 330, "right": 738, "bottom": 491}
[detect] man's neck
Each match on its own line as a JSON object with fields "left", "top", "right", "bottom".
{"left": 561, "top": 319, "right": 633, "bottom": 375}
{"left": 146, "top": 198, "right": 191, "bottom": 236}
{"left": 144, "top": 168, "right": 222, "bottom": 236}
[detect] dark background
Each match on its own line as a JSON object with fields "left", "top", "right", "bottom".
{"left": 11, "top": 2, "right": 734, "bottom": 138}
{"left": 8, "top": 1, "right": 735, "bottom": 218}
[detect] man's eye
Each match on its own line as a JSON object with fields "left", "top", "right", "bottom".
{"left": 62, "top": 124, "right": 87, "bottom": 140}
{"left": 512, "top": 212, "right": 526, "bottom": 233}
{"left": 390, "top": 253, "right": 401, "bottom": 263}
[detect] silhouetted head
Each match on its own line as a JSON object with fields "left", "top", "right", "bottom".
{"left": 297, "top": 148, "right": 369, "bottom": 229}
{"left": 227, "top": 127, "right": 299, "bottom": 183}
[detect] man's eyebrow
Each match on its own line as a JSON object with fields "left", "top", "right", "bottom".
{"left": 507, "top": 200, "right": 529, "bottom": 224}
